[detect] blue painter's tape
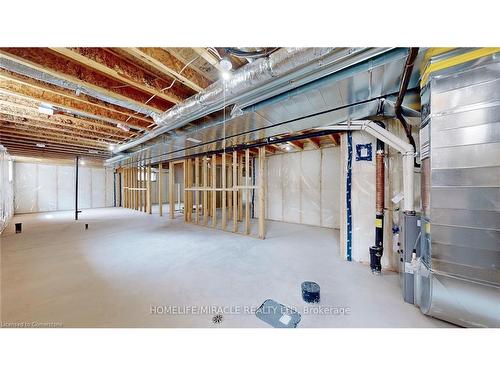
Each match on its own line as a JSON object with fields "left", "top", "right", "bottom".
{"left": 346, "top": 131, "right": 353, "bottom": 261}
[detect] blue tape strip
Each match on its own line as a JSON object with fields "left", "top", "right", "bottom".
{"left": 346, "top": 131, "right": 353, "bottom": 261}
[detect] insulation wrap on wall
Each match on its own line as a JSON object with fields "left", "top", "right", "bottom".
{"left": 261, "top": 146, "right": 341, "bottom": 229}
{"left": 0, "top": 145, "right": 14, "bottom": 232}
{"left": 13, "top": 161, "right": 115, "bottom": 214}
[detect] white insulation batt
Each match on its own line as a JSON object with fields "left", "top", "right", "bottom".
{"left": 262, "top": 146, "right": 341, "bottom": 229}
{"left": 340, "top": 120, "right": 421, "bottom": 271}
{"left": 13, "top": 161, "right": 115, "bottom": 214}
{"left": 0, "top": 146, "right": 14, "bottom": 232}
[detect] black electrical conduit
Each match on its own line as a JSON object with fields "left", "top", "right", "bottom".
{"left": 149, "top": 129, "right": 342, "bottom": 166}
{"left": 120, "top": 93, "right": 394, "bottom": 168}
{"left": 395, "top": 47, "right": 420, "bottom": 167}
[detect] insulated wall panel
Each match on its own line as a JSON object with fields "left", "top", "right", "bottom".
{"left": 78, "top": 167, "right": 92, "bottom": 209}
{"left": 282, "top": 152, "right": 301, "bottom": 223}
{"left": 350, "top": 131, "right": 376, "bottom": 264}
{"left": 37, "top": 164, "right": 57, "bottom": 212}
{"left": 57, "top": 165, "right": 74, "bottom": 210}
{"left": 301, "top": 150, "right": 321, "bottom": 226}
{"left": 267, "top": 154, "right": 283, "bottom": 221}
{"left": 14, "top": 163, "right": 37, "bottom": 213}
{"left": 321, "top": 147, "right": 341, "bottom": 228}
{"left": 91, "top": 168, "right": 105, "bottom": 208}
{"left": 105, "top": 168, "right": 114, "bottom": 207}
{"left": 263, "top": 147, "right": 341, "bottom": 228}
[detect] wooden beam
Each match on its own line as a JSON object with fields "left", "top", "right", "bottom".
{"left": 169, "top": 162, "right": 174, "bottom": 218}
{"left": 258, "top": 147, "right": 266, "bottom": 239}
{"left": 168, "top": 48, "right": 217, "bottom": 83}
{"left": 232, "top": 151, "right": 238, "bottom": 233}
{"left": 158, "top": 163, "right": 163, "bottom": 216}
{"left": 287, "top": 140, "right": 303, "bottom": 150}
{"left": 0, "top": 133, "right": 110, "bottom": 152}
{"left": 0, "top": 71, "right": 152, "bottom": 130}
{"left": 123, "top": 48, "right": 211, "bottom": 92}
{"left": 192, "top": 48, "right": 224, "bottom": 72}
{"left": 202, "top": 157, "right": 208, "bottom": 225}
{"left": 245, "top": 149, "right": 250, "bottom": 235}
{"left": 238, "top": 155, "right": 243, "bottom": 221}
{"left": 194, "top": 157, "right": 199, "bottom": 224}
{"left": 0, "top": 98, "right": 134, "bottom": 138}
{"left": 221, "top": 153, "right": 226, "bottom": 230}
{"left": 146, "top": 165, "right": 152, "bottom": 214}
{"left": 0, "top": 48, "right": 167, "bottom": 114}
{"left": 328, "top": 134, "right": 338, "bottom": 145}
{"left": 0, "top": 144, "right": 108, "bottom": 160}
{"left": 0, "top": 117, "right": 123, "bottom": 143}
{"left": 0, "top": 122, "right": 114, "bottom": 147}
{"left": 308, "top": 137, "right": 321, "bottom": 149}
{"left": 211, "top": 154, "right": 217, "bottom": 228}
{"left": 50, "top": 48, "right": 184, "bottom": 106}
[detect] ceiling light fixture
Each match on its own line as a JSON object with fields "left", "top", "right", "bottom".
{"left": 35, "top": 143, "right": 46, "bottom": 148}
{"left": 38, "top": 104, "right": 54, "bottom": 116}
{"left": 88, "top": 150, "right": 99, "bottom": 154}
{"left": 117, "top": 123, "right": 130, "bottom": 132}
{"left": 108, "top": 144, "right": 116, "bottom": 151}
{"left": 221, "top": 71, "right": 231, "bottom": 80}
{"left": 80, "top": 160, "right": 85, "bottom": 165}
{"left": 219, "top": 57, "right": 232, "bottom": 72}
{"left": 186, "top": 137, "right": 202, "bottom": 143}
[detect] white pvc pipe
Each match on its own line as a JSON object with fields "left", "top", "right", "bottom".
{"left": 316, "top": 120, "right": 415, "bottom": 212}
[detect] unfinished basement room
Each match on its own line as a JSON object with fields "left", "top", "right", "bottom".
{"left": 0, "top": 45, "right": 498, "bottom": 332}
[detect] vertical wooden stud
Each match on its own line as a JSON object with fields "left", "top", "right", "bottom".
{"left": 195, "top": 157, "right": 200, "bottom": 224}
{"left": 258, "top": 147, "right": 266, "bottom": 239}
{"left": 232, "top": 151, "right": 238, "bottom": 232}
{"left": 221, "top": 153, "right": 227, "bottom": 230}
{"left": 238, "top": 155, "right": 243, "bottom": 221}
{"left": 169, "top": 162, "right": 175, "bottom": 219}
{"left": 203, "top": 157, "right": 208, "bottom": 225}
{"left": 146, "top": 165, "right": 152, "bottom": 214}
{"left": 245, "top": 149, "right": 250, "bottom": 235}
{"left": 158, "top": 163, "right": 163, "bottom": 216}
{"left": 212, "top": 154, "right": 217, "bottom": 228}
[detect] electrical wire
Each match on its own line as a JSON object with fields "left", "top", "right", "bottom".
{"left": 123, "top": 55, "right": 200, "bottom": 125}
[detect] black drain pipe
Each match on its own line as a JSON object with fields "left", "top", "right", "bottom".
{"left": 395, "top": 47, "right": 419, "bottom": 167}
{"left": 370, "top": 121, "right": 386, "bottom": 274}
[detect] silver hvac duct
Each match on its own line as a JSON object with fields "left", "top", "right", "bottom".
{"left": 113, "top": 47, "right": 395, "bottom": 154}
{"left": 415, "top": 51, "right": 500, "bottom": 327}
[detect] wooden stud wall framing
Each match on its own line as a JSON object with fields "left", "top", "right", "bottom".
{"left": 158, "top": 163, "right": 163, "bottom": 216}
{"left": 182, "top": 147, "right": 266, "bottom": 239}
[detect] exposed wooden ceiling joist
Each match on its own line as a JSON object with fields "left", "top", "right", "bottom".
{"left": 120, "top": 48, "right": 212, "bottom": 92}
{"left": 0, "top": 131, "right": 108, "bottom": 150}
{"left": 0, "top": 96, "right": 137, "bottom": 138}
{"left": 0, "top": 71, "right": 153, "bottom": 130}
{"left": 192, "top": 48, "right": 224, "bottom": 72}
{"left": 0, "top": 48, "right": 168, "bottom": 114}
{"left": 0, "top": 121, "right": 115, "bottom": 145}
{"left": 49, "top": 48, "right": 186, "bottom": 106}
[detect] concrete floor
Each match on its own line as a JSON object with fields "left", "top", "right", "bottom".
{"left": 1, "top": 207, "right": 452, "bottom": 328}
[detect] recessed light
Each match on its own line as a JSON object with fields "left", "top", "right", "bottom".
{"left": 36, "top": 143, "right": 46, "bottom": 148}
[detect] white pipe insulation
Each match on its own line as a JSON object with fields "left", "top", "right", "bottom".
{"left": 316, "top": 120, "right": 415, "bottom": 213}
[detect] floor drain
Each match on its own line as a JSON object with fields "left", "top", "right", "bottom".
{"left": 212, "top": 314, "right": 223, "bottom": 324}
